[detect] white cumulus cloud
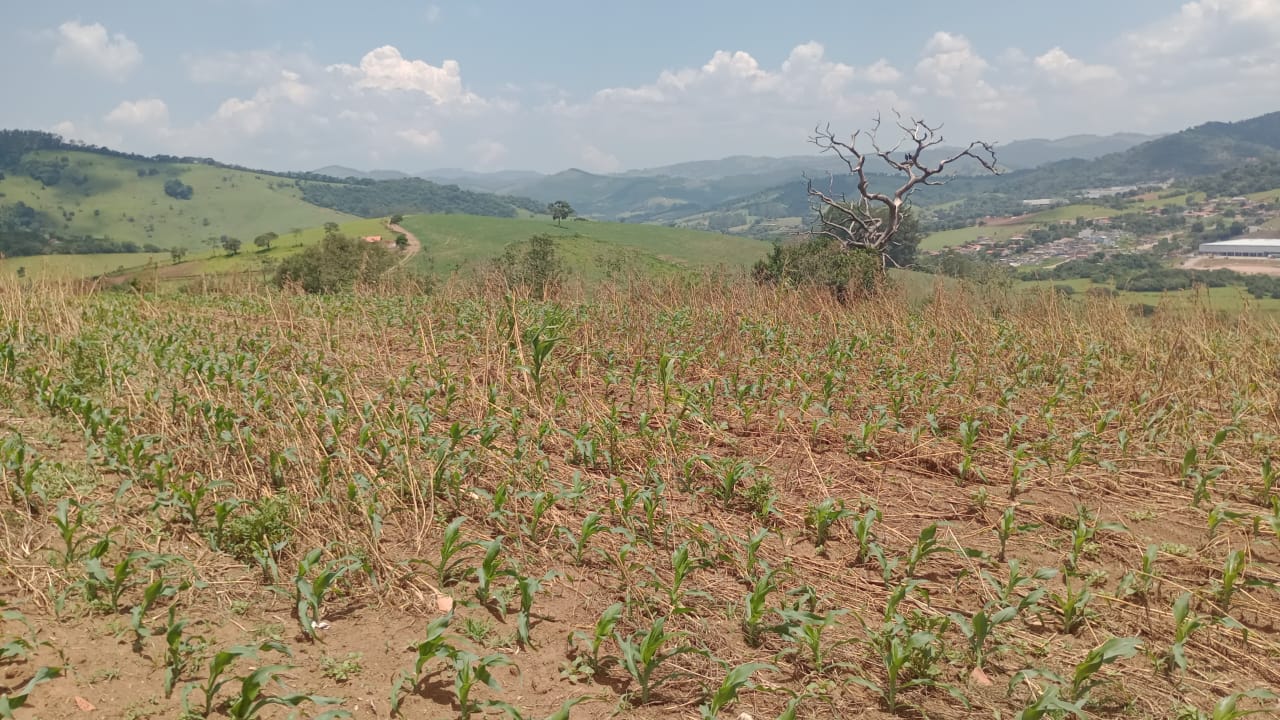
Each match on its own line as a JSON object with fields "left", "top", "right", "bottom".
{"left": 54, "top": 20, "right": 142, "bottom": 81}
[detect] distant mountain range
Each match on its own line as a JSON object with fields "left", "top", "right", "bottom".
{"left": 308, "top": 132, "right": 1163, "bottom": 223}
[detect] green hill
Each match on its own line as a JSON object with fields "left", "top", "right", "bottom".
{"left": 0, "top": 149, "right": 354, "bottom": 251}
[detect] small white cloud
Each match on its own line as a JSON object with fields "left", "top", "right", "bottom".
{"left": 331, "top": 46, "right": 478, "bottom": 105}
{"left": 105, "top": 98, "right": 169, "bottom": 127}
{"left": 54, "top": 20, "right": 141, "bottom": 81}
{"left": 397, "top": 128, "right": 443, "bottom": 149}
{"left": 425, "top": 4, "right": 442, "bottom": 23}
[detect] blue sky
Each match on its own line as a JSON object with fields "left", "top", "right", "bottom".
{"left": 3, "top": 1, "right": 1278, "bottom": 172}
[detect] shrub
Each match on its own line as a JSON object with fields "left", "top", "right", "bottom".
{"left": 752, "top": 236, "right": 881, "bottom": 302}
{"left": 274, "top": 232, "right": 398, "bottom": 294}
{"left": 163, "top": 179, "right": 194, "bottom": 200}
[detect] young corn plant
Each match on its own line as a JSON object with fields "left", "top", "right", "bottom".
{"left": 1164, "top": 592, "right": 1205, "bottom": 675}
{"left": 661, "top": 543, "right": 710, "bottom": 615}
{"left": 1177, "top": 689, "right": 1280, "bottom": 720}
{"left": 294, "top": 547, "right": 360, "bottom": 641}
{"left": 129, "top": 576, "right": 190, "bottom": 647}
{"left": 957, "top": 418, "right": 982, "bottom": 482}
{"left": 613, "top": 616, "right": 705, "bottom": 706}
{"left": 853, "top": 616, "right": 964, "bottom": 715}
{"left": 563, "top": 602, "right": 623, "bottom": 682}
{"left": 390, "top": 613, "right": 457, "bottom": 715}
{"left": 903, "top": 524, "right": 949, "bottom": 579}
{"left": 735, "top": 528, "right": 772, "bottom": 580}
{"left": 513, "top": 570, "right": 558, "bottom": 649}
{"left": 851, "top": 504, "right": 881, "bottom": 565}
{"left": 184, "top": 641, "right": 289, "bottom": 718}
{"left": 1011, "top": 636, "right": 1141, "bottom": 716}
{"left": 774, "top": 608, "right": 854, "bottom": 675}
{"left": 0, "top": 433, "right": 45, "bottom": 510}
{"left": 224, "top": 664, "right": 345, "bottom": 720}
{"left": 0, "top": 667, "right": 61, "bottom": 719}
{"left": 430, "top": 517, "right": 475, "bottom": 587}
{"left": 698, "top": 662, "right": 776, "bottom": 720}
{"left": 162, "top": 608, "right": 204, "bottom": 699}
{"left": 995, "top": 506, "right": 1039, "bottom": 562}
{"left": 741, "top": 569, "right": 779, "bottom": 648}
{"left": 805, "top": 499, "right": 851, "bottom": 553}
{"left": 473, "top": 537, "right": 507, "bottom": 606}
{"left": 437, "top": 649, "right": 506, "bottom": 720}
{"left": 1116, "top": 545, "right": 1160, "bottom": 602}
{"left": 1049, "top": 580, "right": 1095, "bottom": 634}
{"left": 560, "top": 512, "right": 609, "bottom": 565}
{"left": 950, "top": 605, "right": 1019, "bottom": 671}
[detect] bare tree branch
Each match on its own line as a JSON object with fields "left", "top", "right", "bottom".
{"left": 807, "top": 114, "right": 1000, "bottom": 267}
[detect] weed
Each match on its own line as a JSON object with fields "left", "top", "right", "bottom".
{"left": 320, "top": 653, "right": 363, "bottom": 683}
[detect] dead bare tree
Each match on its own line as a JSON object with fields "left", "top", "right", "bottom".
{"left": 807, "top": 113, "right": 999, "bottom": 268}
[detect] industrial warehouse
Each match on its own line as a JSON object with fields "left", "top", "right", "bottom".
{"left": 1196, "top": 238, "right": 1280, "bottom": 258}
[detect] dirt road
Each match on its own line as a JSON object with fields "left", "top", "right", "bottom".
{"left": 387, "top": 222, "right": 421, "bottom": 266}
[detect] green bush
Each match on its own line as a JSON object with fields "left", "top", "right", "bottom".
{"left": 752, "top": 236, "right": 881, "bottom": 302}
{"left": 273, "top": 232, "right": 398, "bottom": 294}
{"left": 495, "top": 234, "right": 565, "bottom": 299}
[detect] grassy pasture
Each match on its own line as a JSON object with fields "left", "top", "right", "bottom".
{"left": 399, "top": 213, "right": 769, "bottom": 276}
{"left": 1, "top": 278, "right": 1278, "bottom": 719}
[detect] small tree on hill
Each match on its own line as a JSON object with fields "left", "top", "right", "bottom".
{"left": 395, "top": 234, "right": 409, "bottom": 251}
{"left": 807, "top": 113, "right": 998, "bottom": 269}
{"left": 254, "top": 231, "right": 278, "bottom": 251}
{"left": 548, "top": 200, "right": 574, "bottom": 227}
{"left": 390, "top": 214, "right": 404, "bottom": 226}
{"left": 169, "top": 247, "right": 188, "bottom": 264}
{"left": 221, "top": 237, "right": 242, "bottom": 256}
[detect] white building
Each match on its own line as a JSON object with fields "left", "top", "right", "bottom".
{"left": 1197, "top": 238, "right": 1280, "bottom": 258}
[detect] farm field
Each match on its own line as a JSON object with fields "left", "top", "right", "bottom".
{"left": 399, "top": 214, "right": 769, "bottom": 277}
{"left": 0, "top": 150, "right": 354, "bottom": 250}
{"left": 1, "top": 278, "right": 1278, "bottom": 719}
